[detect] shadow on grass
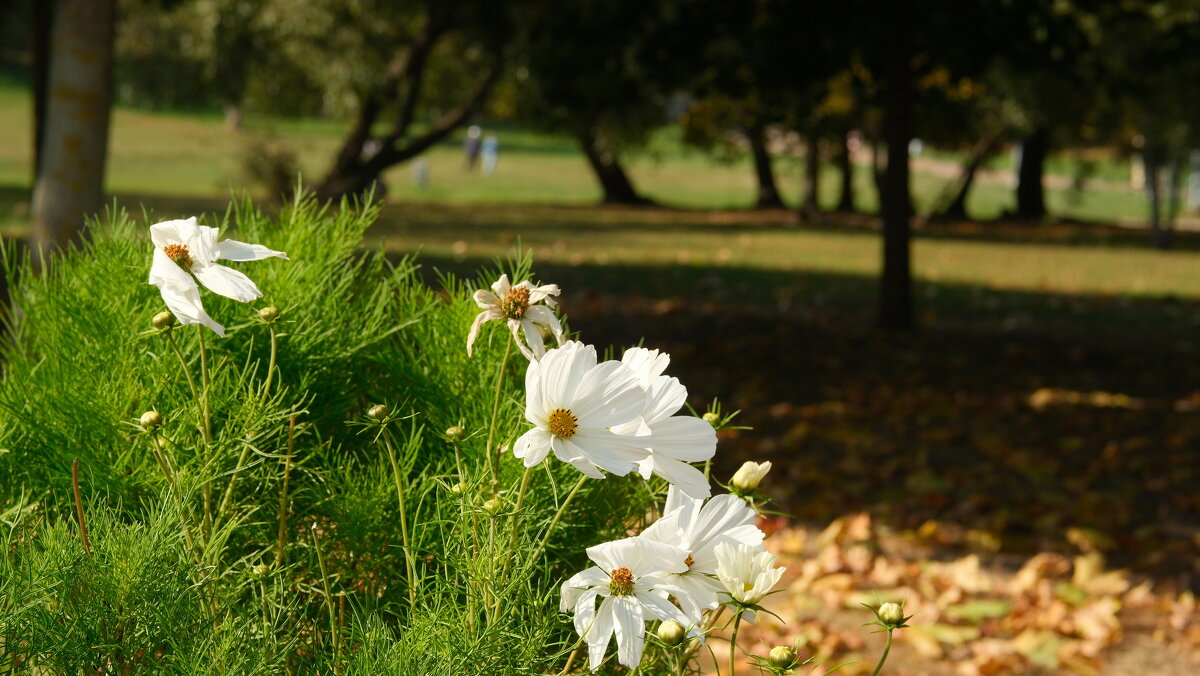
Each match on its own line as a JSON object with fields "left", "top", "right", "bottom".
{"left": 425, "top": 253, "right": 1200, "bottom": 586}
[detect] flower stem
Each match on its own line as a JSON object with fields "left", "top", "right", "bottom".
{"left": 382, "top": 429, "right": 417, "bottom": 606}
{"left": 530, "top": 474, "right": 588, "bottom": 562}
{"left": 484, "top": 338, "right": 514, "bottom": 496}
{"left": 165, "top": 331, "right": 200, "bottom": 408}
{"left": 275, "top": 413, "right": 296, "bottom": 568}
{"left": 215, "top": 441, "right": 253, "bottom": 528}
{"left": 728, "top": 612, "right": 743, "bottom": 676}
{"left": 196, "top": 325, "right": 211, "bottom": 444}
{"left": 506, "top": 466, "right": 534, "bottom": 553}
{"left": 261, "top": 323, "right": 278, "bottom": 403}
{"left": 869, "top": 629, "right": 893, "bottom": 676}
{"left": 71, "top": 459, "right": 90, "bottom": 556}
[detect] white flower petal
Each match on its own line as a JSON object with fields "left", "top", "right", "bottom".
{"left": 621, "top": 347, "right": 671, "bottom": 385}
{"left": 215, "top": 238, "right": 288, "bottom": 262}
{"left": 587, "top": 598, "right": 616, "bottom": 670}
{"left": 155, "top": 279, "right": 225, "bottom": 337}
{"left": 149, "top": 246, "right": 195, "bottom": 289}
{"left": 148, "top": 217, "right": 197, "bottom": 248}
{"left": 569, "top": 428, "right": 649, "bottom": 477}
{"left": 646, "top": 416, "right": 717, "bottom": 462}
{"left": 540, "top": 341, "right": 596, "bottom": 406}
{"left": 641, "top": 375, "right": 689, "bottom": 423}
{"left": 520, "top": 318, "right": 547, "bottom": 359}
{"left": 570, "top": 360, "right": 645, "bottom": 427}
{"left": 490, "top": 274, "right": 512, "bottom": 297}
{"left": 646, "top": 455, "right": 711, "bottom": 500}
{"left": 514, "top": 427, "right": 552, "bottom": 467}
{"left": 611, "top": 596, "right": 645, "bottom": 668}
{"left": 473, "top": 289, "right": 500, "bottom": 309}
{"left": 192, "top": 263, "right": 263, "bottom": 302}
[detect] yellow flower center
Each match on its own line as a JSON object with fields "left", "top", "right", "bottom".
{"left": 500, "top": 285, "right": 531, "bottom": 320}
{"left": 609, "top": 567, "right": 635, "bottom": 595}
{"left": 684, "top": 553, "right": 695, "bottom": 569}
{"left": 743, "top": 582, "right": 755, "bottom": 592}
{"left": 163, "top": 243, "right": 193, "bottom": 271}
{"left": 547, "top": 408, "right": 578, "bottom": 439}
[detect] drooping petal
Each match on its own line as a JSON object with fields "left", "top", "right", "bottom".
{"left": 524, "top": 304, "right": 564, "bottom": 342}
{"left": 148, "top": 217, "right": 197, "bottom": 248}
{"left": 520, "top": 318, "right": 547, "bottom": 359}
{"left": 215, "top": 238, "right": 288, "bottom": 262}
{"left": 155, "top": 280, "right": 225, "bottom": 337}
{"left": 506, "top": 319, "right": 536, "bottom": 360}
{"left": 513, "top": 427, "right": 553, "bottom": 467}
{"left": 528, "top": 282, "right": 561, "bottom": 305}
{"left": 192, "top": 263, "right": 262, "bottom": 302}
{"left": 644, "top": 455, "right": 711, "bottom": 500}
{"left": 587, "top": 597, "right": 617, "bottom": 670}
{"left": 473, "top": 289, "right": 500, "bottom": 309}
{"left": 466, "top": 310, "right": 495, "bottom": 357}
{"left": 611, "top": 596, "right": 645, "bottom": 668}
{"left": 490, "top": 274, "right": 512, "bottom": 298}
{"left": 149, "top": 246, "right": 195, "bottom": 289}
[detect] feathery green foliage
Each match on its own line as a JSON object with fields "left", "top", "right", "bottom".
{"left": 0, "top": 196, "right": 659, "bottom": 673}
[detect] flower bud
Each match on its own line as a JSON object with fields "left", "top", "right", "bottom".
{"left": 445, "top": 425, "right": 466, "bottom": 441}
{"left": 768, "top": 645, "right": 797, "bottom": 669}
{"left": 366, "top": 404, "right": 389, "bottom": 421}
{"left": 139, "top": 410, "right": 163, "bottom": 429}
{"left": 878, "top": 602, "right": 904, "bottom": 626}
{"left": 702, "top": 412, "right": 720, "bottom": 426}
{"left": 731, "top": 460, "right": 772, "bottom": 494}
{"left": 657, "top": 619, "right": 687, "bottom": 647}
{"left": 450, "top": 482, "right": 467, "bottom": 495}
{"left": 259, "top": 306, "right": 279, "bottom": 322}
{"left": 251, "top": 564, "right": 269, "bottom": 579}
{"left": 483, "top": 497, "right": 502, "bottom": 514}
{"left": 152, "top": 311, "right": 176, "bottom": 331}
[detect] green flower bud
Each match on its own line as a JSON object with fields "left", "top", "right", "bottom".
{"left": 259, "top": 306, "right": 279, "bottom": 322}
{"left": 367, "top": 404, "right": 389, "bottom": 421}
{"left": 450, "top": 482, "right": 467, "bottom": 495}
{"left": 702, "top": 411, "right": 720, "bottom": 426}
{"left": 878, "top": 602, "right": 904, "bottom": 626}
{"left": 731, "top": 460, "right": 772, "bottom": 494}
{"left": 139, "top": 410, "right": 163, "bottom": 429}
{"left": 768, "top": 645, "right": 797, "bottom": 669}
{"left": 251, "top": 564, "right": 269, "bottom": 579}
{"left": 445, "top": 425, "right": 466, "bottom": 441}
{"left": 483, "top": 497, "right": 502, "bottom": 514}
{"left": 657, "top": 619, "right": 687, "bottom": 647}
{"left": 152, "top": 311, "right": 176, "bottom": 331}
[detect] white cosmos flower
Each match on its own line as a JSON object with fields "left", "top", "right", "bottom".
{"left": 513, "top": 341, "right": 650, "bottom": 478}
{"left": 611, "top": 347, "right": 717, "bottom": 499}
{"left": 560, "top": 537, "right": 697, "bottom": 670}
{"left": 467, "top": 274, "right": 564, "bottom": 360}
{"left": 639, "top": 485, "right": 766, "bottom": 621}
{"left": 148, "top": 217, "right": 287, "bottom": 337}
{"left": 714, "top": 541, "right": 785, "bottom": 611}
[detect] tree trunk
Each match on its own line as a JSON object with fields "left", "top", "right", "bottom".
{"left": 836, "top": 129, "right": 855, "bottom": 212}
{"left": 1015, "top": 126, "right": 1049, "bottom": 220}
{"left": 579, "top": 126, "right": 648, "bottom": 205}
{"left": 878, "top": 2, "right": 913, "bottom": 330}
{"left": 940, "top": 134, "right": 998, "bottom": 220}
{"left": 1144, "top": 144, "right": 1169, "bottom": 250}
{"left": 748, "top": 124, "right": 783, "bottom": 208}
{"left": 802, "top": 129, "right": 821, "bottom": 215}
{"left": 30, "top": 0, "right": 116, "bottom": 260}
{"left": 32, "top": 0, "right": 55, "bottom": 176}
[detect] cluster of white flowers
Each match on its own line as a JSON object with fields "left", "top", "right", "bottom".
{"left": 467, "top": 273, "right": 785, "bottom": 671}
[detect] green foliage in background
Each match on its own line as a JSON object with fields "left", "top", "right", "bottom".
{"left": 0, "top": 197, "right": 657, "bottom": 673}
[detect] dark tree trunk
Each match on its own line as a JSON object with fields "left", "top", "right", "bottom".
{"left": 836, "top": 129, "right": 855, "bottom": 212}
{"left": 30, "top": 0, "right": 116, "bottom": 259}
{"left": 878, "top": 2, "right": 913, "bottom": 330}
{"left": 802, "top": 129, "right": 820, "bottom": 215}
{"left": 1015, "top": 126, "right": 1049, "bottom": 220}
{"left": 32, "top": 0, "right": 55, "bottom": 176}
{"left": 940, "top": 135, "right": 998, "bottom": 220}
{"left": 1144, "top": 144, "right": 1171, "bottom": 250}
{"left": 748, "top": 124, "right": 783, "bottom": 208}
{"left": 579, "top": 126, "right": 648, "bottom": 205}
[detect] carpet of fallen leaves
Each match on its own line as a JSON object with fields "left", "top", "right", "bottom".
{"left": 553, "top": 275, "right": 1200, "bottom": 675}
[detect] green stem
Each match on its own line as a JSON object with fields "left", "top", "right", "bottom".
{"left": 530, "top": 474, "right": 588, "bottom": 562}
{"left": 215, "top": 442, "right": 253, "bottom": 527}
{"left": 557, "top": 637, "right": 585, "bottom": 676}
{"left": 484, "top": 339, "right": 514, "bottom": 496}
{"left": 728, "top": 612, "right": 743, "bottom": 676}
{"left": 312, "top": 526, "right": 338, "bottom": 649}
{"left": 275, "top": 413, "right": 296, "bottom": 568}
{"left": 165, "top": 331, "right": 200, "bottom": 407}
{"left": 506, "top": 467, "right": 534, "bottom": 554}
{"left": 261, "top": 324, "right": 278, "bottom": 403}
{"left": 197, "top": 325, "right": 211, "bottom": 443}
{"left": 869, "top": 630, "right": 893, "bottom": 676}
{"left": 383, "top": 430, "right": 417, "bottom": 606}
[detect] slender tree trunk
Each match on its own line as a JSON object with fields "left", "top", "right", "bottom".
{"left": 579, "top": 126, "right": 648, "bottom": 205}
{"left": 30, "top": 0, "right": 116, "bottom": 261}
{"left": 748, "top": 124, "right": 783, "bottom": 208}
{"left": 1015, "top": 126, "right": 1049, "bottom": 220}
{"left": 32, "top": 0, "right": 55, "bottom": 176}
{"left": 836, "top": 129, "right": 855, "bottom": 212}
{"left": 1145, "top": 144, "right": 1168, "bottom": 250}
{"left": 802, "top": 129, "right": 821, "bottom": 215}
{"left": 878, "top": 1, "right": 913, "bottom": 330}
{"left": 941, "top": 135, "right": 998, "bottom": 220}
